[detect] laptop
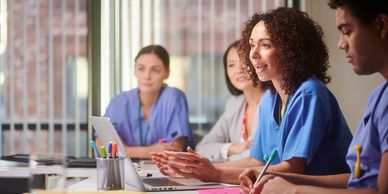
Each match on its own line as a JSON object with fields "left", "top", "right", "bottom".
{"left": 90, "top": 116, "right": 233, "bottom": 191}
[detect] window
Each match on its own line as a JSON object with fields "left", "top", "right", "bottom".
{"left": 0, "top": 0, "right": 89, "bottom": 157}
{"left": 98, "top": 0, "right": 286, "bottom": 134}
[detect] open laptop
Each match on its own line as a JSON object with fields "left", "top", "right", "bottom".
{"left": 90, "top": 116, "right": 233, "bottom": 191}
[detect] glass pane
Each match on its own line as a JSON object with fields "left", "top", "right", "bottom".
{"left": 119, "top": 0, "right": 285, "bottom": 132}
{"left": 0, "top": 0, "right": 89, "bottom": 156}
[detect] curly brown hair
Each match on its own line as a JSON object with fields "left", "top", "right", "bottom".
{"left": 238, "top": 7, "right": 331, "bottom": 95}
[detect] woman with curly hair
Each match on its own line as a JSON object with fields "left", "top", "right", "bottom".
{"left": 241, "top": 0, "right": 388, "bottom": 193}
{"left": 238, "top": 7, "right": 353, "bottom": 192}
{"left": 151, "top": 7, "right": 352, "bottom": 185}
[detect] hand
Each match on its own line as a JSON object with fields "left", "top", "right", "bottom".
{"left": 228, "top": 139, "right": 252, "bottom": 156}
{"left": 149, "top": 152, "right": 183, "bottom": 177}
{"left": 261, "top": 176, "right": 295, "bottom": 194}
{"left": 163, "top": 147, "right": 221, "bottom": 182}
{"left": 239, "top": 168, "right": 275, "bottom": 194}
{"left": 239, "top": 167, "right": 257, "bottom": 194}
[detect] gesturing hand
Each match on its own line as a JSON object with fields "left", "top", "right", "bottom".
{"left": 150, "top": 151, "right": 184, "bottom": 177}
{"left": 162, "top": 147, "right": 221, "bottom": 182}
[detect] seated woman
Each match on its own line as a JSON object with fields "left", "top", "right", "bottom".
{"left": 196, "top": 40, "right": 265, "bottom": 162}
{"left": 97, "top": 45, "right": 192, "bottom": 159}
{"left": 151, "top": 7, "right": 352, "bottom": 184}
{"left": 240, "top": 1, "right": 388, "bottom": 194}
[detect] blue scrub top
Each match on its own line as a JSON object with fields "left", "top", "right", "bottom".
{"left": 103, "top": 85, "right": 192, "bottom": 147}
{"left": 250, "top": 77, "right": 352, "bottom": 175}
{"left": 346, "top": 82, "right": 388, "bottom": 189}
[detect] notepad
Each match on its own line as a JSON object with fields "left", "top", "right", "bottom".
{"left": 198, "top": 187, "right": 240, "bottom": 194}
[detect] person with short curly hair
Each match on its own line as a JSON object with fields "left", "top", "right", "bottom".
{"left": 240, "top": 0, "right": 388, "bottom": 193}
{"left": 239, "top": 8, "right": 331, "bottom": 95}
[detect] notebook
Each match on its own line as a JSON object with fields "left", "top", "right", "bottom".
{"left": 90, "top": 116, "right": 232, "bottom": 191}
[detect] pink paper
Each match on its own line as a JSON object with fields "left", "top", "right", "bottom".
{"left": 197, "top": 187, "right": 240, "bottom": 194}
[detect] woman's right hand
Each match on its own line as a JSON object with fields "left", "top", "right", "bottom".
{"left": 228, "top": 139, "right": 252, "bottom": 156}
{"left": 160, "top": 147, "right": 221, "bottom": 182}
{"left": 239, "top": 167, "right": 275, "bottom": 194}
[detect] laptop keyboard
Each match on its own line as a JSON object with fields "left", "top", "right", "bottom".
{"left": 143, "top": 178, "right": 185, "bottom": 187}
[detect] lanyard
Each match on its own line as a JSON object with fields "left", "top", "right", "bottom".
{"left": 241, "top": 102, "right": 248, "bottom": 142}
{"left": 278, "top": 96, "right": 289, "bottom": 123}
{"left": 138, "top": 99, "right": 151, "bottom": 146}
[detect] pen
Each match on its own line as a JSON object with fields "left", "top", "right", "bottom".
{"left": 354, "top": 145, "right": 362, "bottom": 178}
{"left": 111, "top": 142, "right": 117, "bottom": 158}
{"left": 251, "top": 149, "right": 278, "bottom": 194}
{"left": 89, "top": 140, "right": 101, "bottom": 158}
{"left": 108, "top": 141, "right": 113, "bottom": 158}
{"left": 100, "top": 146, "right": 107, "bottom": 158}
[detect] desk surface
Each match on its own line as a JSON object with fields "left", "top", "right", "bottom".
{"left": 68, "top": 161, "right": 200, "bottom": 193}
{"left": 68, "top": 176, "right": 198, "bottom": 194}
{"left": 0, "top": 164, "right": 96, "bottom": 178}
{"left": 0, "top": 160, "right": 234, "bottom": 194}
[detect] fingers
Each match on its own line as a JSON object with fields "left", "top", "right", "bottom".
{"left": 167, "top": 157, "right": 196, "bottom": 170}
{"left": 149, "top": 152, "right": 161, "bottom": 162}
{"left": 150, "top": 152, "right": 170, "bottom": 168}
{"left": 239, "top": 169, "right": 256, "bottom": 192}
{"left": 240, "top": 175, "right": 254, "bottom": 194}
{"left": 165, "top": 151, "right": 205, "bottom": 163}
{"left": 187, "top": 146, "right": 197, "bottom": 154}
{"left": 251, "top": 174, "right": 275, "bottom": 194}
{"left": 168, "top": 164, "right": 197, "bottom": 179}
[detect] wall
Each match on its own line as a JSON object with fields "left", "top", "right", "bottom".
{"left": 305, "top": 1, "right": 385, "bottom": 133}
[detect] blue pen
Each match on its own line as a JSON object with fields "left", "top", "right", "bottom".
{"left": 89, "top": 140, "right": 102, "bottom": 158}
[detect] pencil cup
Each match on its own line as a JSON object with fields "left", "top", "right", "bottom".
{"left": 96, "top": 157, "right": 124, "bottom": 191}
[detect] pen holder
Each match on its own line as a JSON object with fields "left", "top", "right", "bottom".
{"left": 96, "top": 157, "right": 124, "bottom": 191}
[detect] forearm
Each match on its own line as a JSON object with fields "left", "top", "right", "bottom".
{"left": 295, "top": 185, "right": 379, "bottom": 194}
{"left": 126, "top": 146, "right": 150, "bottom": 158}
{"left": 216, "top": 166, "right": 247, "bottom": 184}
{"left": 280, "top": 173, "right": 349, "bottom": 188}
{"left": 210, "top": 157, "right": 263, "bottom": 184}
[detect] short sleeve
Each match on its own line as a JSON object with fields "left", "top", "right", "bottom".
{"left": 249, "top": 91, "right": 272, "bottom": 163}
{"left": 249, "top": 129, "right": 264, "bottom": 162}
{"left": 101, "top": 98, "right": 120, "bottom": 135}
{"left": 165, "top": 92, "right": 191, "bottom": 142}
{"left": 282, "top": 93, "right": 330, "bottom": 164}
{"left": 102, "top": 95, "right": 126, "bottom": 133}
{"left": 377, "top": 90, "right": 388, "bottom": 154}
